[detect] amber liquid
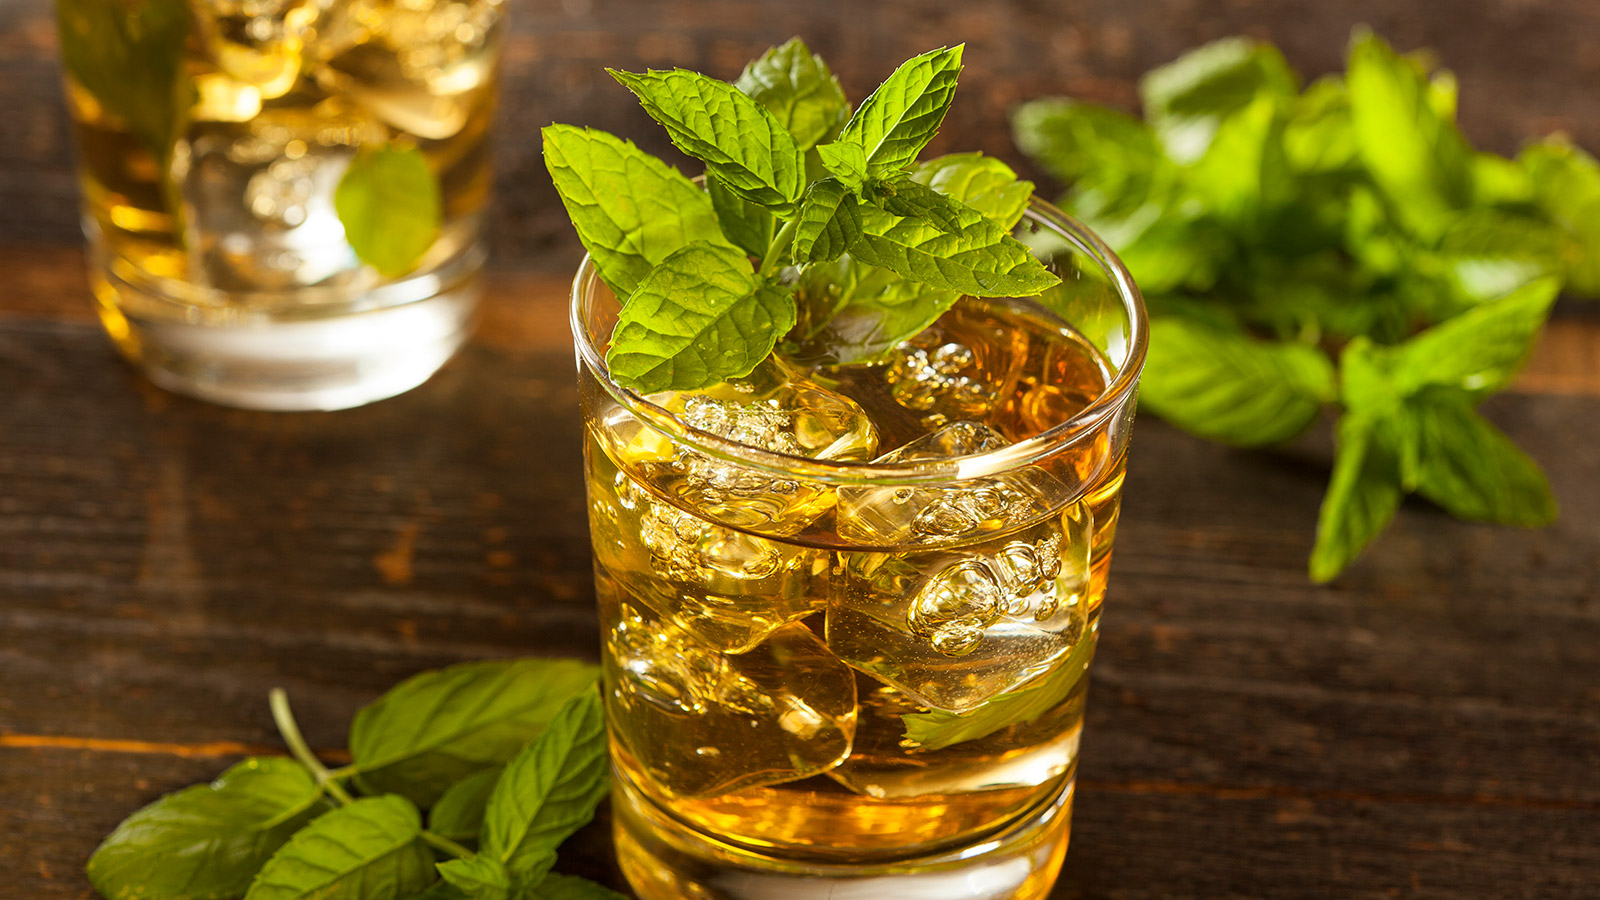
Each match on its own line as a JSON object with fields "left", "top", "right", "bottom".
{"left": 585, "top": 297, "right": 1125, "bottom": 869}
{"left": 61, "top": 0, "right": 500, "bottom": 302}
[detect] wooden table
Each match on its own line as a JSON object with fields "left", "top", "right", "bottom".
{"left": 3, "top": 244, "right": 1597, "bottom": 898}
{"left": 4, "top": 0, "right": 1600, "bottom": 896}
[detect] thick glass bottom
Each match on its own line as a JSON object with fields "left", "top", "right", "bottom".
{"left": 87, "top": 243, "right": 483, "bottom": 411}
{"left": 613, "top": 769, "right": 1075, "bottom": 900}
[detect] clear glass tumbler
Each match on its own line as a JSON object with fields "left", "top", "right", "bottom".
{"left": 573, "top": 199, "right": 1146, "bottom": 900}
{"left": 54, "top": 0, "right": 504, "bottom": 409}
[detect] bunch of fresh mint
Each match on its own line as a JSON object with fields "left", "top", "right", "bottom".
{"left": 1013, "top": 29, "right": 1596, "bottom": 580}
{"left": 85, "top": 659, "right": 622, "bottom": 900}
{"left": 544, "top": 38, "right": 1060, "bottom": 392}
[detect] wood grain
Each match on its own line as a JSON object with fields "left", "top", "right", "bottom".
{"left": 2, "top": 292, "right": 1597, "bottom": 898}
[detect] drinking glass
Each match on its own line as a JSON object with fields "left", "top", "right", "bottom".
{"left": 573, "top": 198, "right": 1146, "bottom": 899}
{"left": 55, "top": 0, "right": 504, "bottom": 409}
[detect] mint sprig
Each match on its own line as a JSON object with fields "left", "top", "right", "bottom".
{"left": 545, "top": 39, "right": 1061, "bottom": 396}
{"left": 86, "top": 660, "right": 616, "bottom": 900}
{"left": 1014, "top": 28, "right": 1590, "bottom": 581}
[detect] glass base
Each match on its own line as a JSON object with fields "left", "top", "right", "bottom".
{"left": 89, "top": 245, "right": 483, "bottom": 411}
{"left": 613, "top": 772, "right": 1075, "bottom": 900}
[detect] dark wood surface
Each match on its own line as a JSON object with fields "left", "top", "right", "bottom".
{"left": 3, "top": 244, "right": 1598, "bottom": 898}
{"left": 4, "top": 1, "right": 1600, "bottom": 896}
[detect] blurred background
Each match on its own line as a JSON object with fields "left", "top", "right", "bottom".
{"left": 4, "top": 0, "right": 1598, "bottom": 269}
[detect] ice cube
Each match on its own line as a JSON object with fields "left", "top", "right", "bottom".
{"left": 881, "top": 310, "right": 1030, "bottom": 430}
{"left": 586, "top": 442, "right": 829, "bottom": 653}
{"left": 604, "top": 359, "right": 877, "bottom": 536}
{"left": 827, "top": 500, "right": 1093, "bottom": 713}
{"left": 310, "top": 0, "right": 504, "bottom": 140}
{"left": 837, "top": 422, "right": 1064, "bottom": 547}
{"left": 178, "top": 100, "right": 385, "bottom": 292}
{"left": 599, "top": 583, "right": 857, "bottom": 799}
{"left": 193, "top": 0, "right": 321, "bottom": 99}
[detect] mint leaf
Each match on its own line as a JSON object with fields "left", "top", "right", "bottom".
{"left": 1346, "top": 29, "right": 1473, "bottom": 239}
{"left": 437, "top": 856, "right": 511, "bottom": 900}
{"left": 1186, "top": 93, "right": 1289, "bottom": 223}
{"left": 526, "top": 874, "right": 628, "bottom": 900}
{"left": 543, "top": 125, "right": 735, "bottom": 299}
{"left": 1139, "top": 316, "right": 1334, "bottom": 447}
{"left": 911, "top": 153, "right": 1033, "bottom": 229}
{"left": 903, "top": 630, "right": 1098, "bottom": 751}
{"left": 848, "top": 193, "right": 1060, "bottom": 297}
{"left": 55, "top": 0, "right": 189, "bottom": 157}
{"left": 1434, "top": 210, "right": 1565, "bottom": 307}
{"left": 610, "top": 67, "right": 804, "bottom": 213}
{"left": 1011, "top": 98, "right": 1164, "bottom": 187}
{"left": 427, "top": 766, "right": 502, "bottom": 844}
{"left": 1400, "top": 388, "right": 1558, "bottom": 526}
{"left": 480, "top": 689, "right": 609, "bottom": 881}
{"left": 245, "top": 795, "right": 433, "bottom": 900}
{"left": 1310, "top": 413, "right": 1405, "bottom": 583}
{"left": 707, "top": 176, "right": 774, "bottom": 258}
{"left": 835, "top": 46, "right": 964, "bottom": 175}
{"left": 1281, "top": 76, "right": 1358, "bottom": 174}
{"left": 606, "top": 241, "right": 796, "bottom": 392}
{"left": 793, "top": 178, "right": 862, "bottom": 264}
{"left": 1392, "top": 276, "right": 1560, "bottom": 397}
{"left": 736, "top": 38, "right": 850, "bottom": 151}
{"left": 816, "top": 141, "right": 869, "bottom": 189}
{"left": 348, "top": 658, "right": 599, "bottom": 808}
{"left": 334, "top": 145, "right": 442, "bottom": 278}
{"left": 1138, "top": 36, "right": 1297, "bottom": 162}
{"left": 1519, "top": 135, "right": 1600, "bottom": 295}
{"left": 86, "top": 757, "right": 325, "bottom": 900}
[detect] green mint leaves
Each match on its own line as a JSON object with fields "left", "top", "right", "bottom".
{"left": 55, "top": 0, "right": 191, "bottom": 158}
{"left": 1013, "top": 28, "right": 1590, "bottom": 581}
{"left": 87, "top": 660, "right": 617, "bottom": 900}
{"left": 85, "top": 757, "right": 326, "bottom": 900}
{"left": 334, "top": 146, "right": 444, "bottom": 279}
{"left": 606, "top": 242, "right": 797, "bottom": 392}
{"left": 547, "top": 39, "right": 1060, "bottom": 395}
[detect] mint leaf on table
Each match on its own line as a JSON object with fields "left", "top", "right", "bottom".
{"left": 1519, "top": 136, "right": 1600, "bottom": 295}
{"left": 1138, "top": 36, "right": 1297, "bottom": 163}
{"left": 1138, "top": 316, "right": 1335, "bottom": 447}
{"left": 1389, "top": 276, "right": 1560, "bottom": 397}
{"left": 86, "top": 757, "right": 326, "bottom": 900}
{"left": 525, "top": 874, "right": 629, "bottom": 900}
{"left": 735, "top": 37, "right": 850, "bottom": 152}
{"left": 848, "top": 192, "right": 1060, "bottom": 297}
{"left": 609, "top": 67, "right": 805, "bottom": 214}
{"left": 1012, "top": 98, "right": 1164, "bottom": 188}
{"left": 903, "top": 631, "right": 1099, "bottom": 751}
{"left": 244, "top": 795, "right": 434, "bottom": 900}
{"left": 1281, "top": 76, "right": 1358, "bottom": 174}
{"left": 1399, "top": 387, "right": 1557, "bottom": 526}
{"left": 427, "top": 766, "right": 502, "bottom": 844}
{"left": 1432, "top": 210, "right": 1565, "bottom": 309}
{"left": 543, "top": 125, "right": 736, "bottom": 299}
{"left": 1346, "top": 29, "right": 1474, "bottom": 240}
{"left": 606, "top": 241, "right": 796, "bottom": 393}
{"left": 436, "top": 856, "right": 512, "bottom": 900}
{"left": 911, "top": 153, "right": 1034, "bottom": 230}
{"left": 334, "top": 145, "right": 443, "bottom": 278}
{"left": 793, "top": 178, "right": 862, "bottom": 264}
{"left": 348, "top": 658, "right": 599, "bottom": 808}
{"left": 479, "top": 689, "right": 609, "bottom": 883}
{"left": 833, "top": 46, "right": 964, "bottom": 175}
{"left": 1310, "top": 413, "right": 1406, "bottom": 583}
{"left": 55, "top": 0, "right": 190, "bottom": 157}
{"left": 707, "top": 176, "right": 775, "bottom": 258}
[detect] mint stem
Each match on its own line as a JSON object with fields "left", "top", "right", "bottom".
{"left": 421, "top": 830, "right": 475, "bottom": 859}
{"left": 759, "top": 217, "right": 799, "bottom": 277}
{"left": 269, "top": 687, "right": 356, "bottom": 805}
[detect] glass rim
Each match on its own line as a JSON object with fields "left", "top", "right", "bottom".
{"left": 569, "top": 195, "right": 1148, "bottom": 487}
